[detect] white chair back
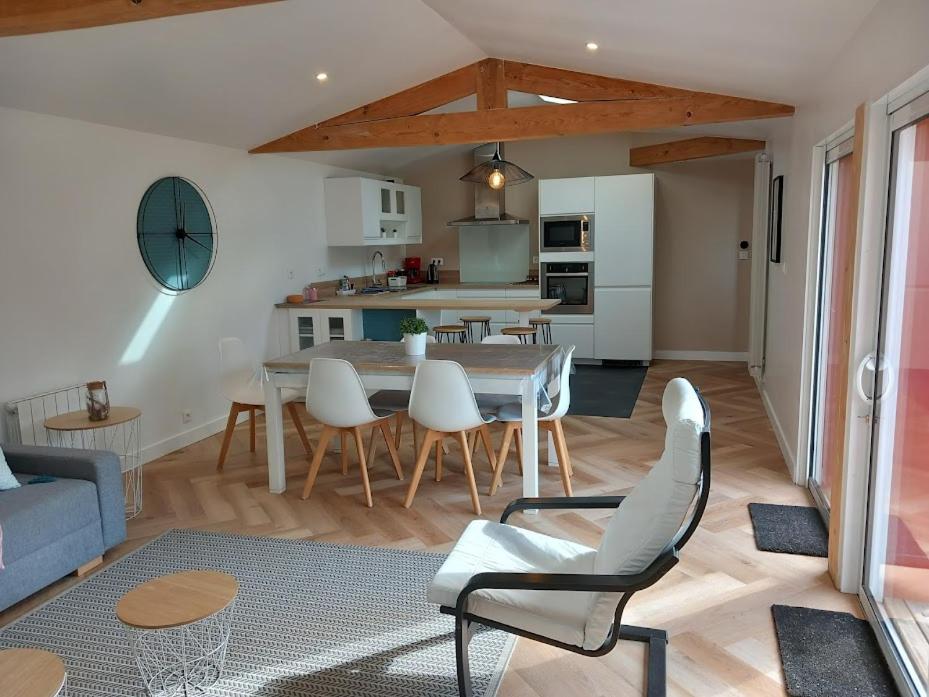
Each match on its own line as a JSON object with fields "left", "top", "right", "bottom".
{"left": 481, "top": 335, "right": 520, "bottom": 345}
{"left": 408, "top": 360, "right": 488, "bottom": 433}
{"left": 218, "top": 337, "right": 259, "bottom": 403}
{"left": 305, "top": 358, "right": 380, "bottom": 428}
{"left": 544, "top": 345, "right": 575, "bottom": 421}
{"left": 582, "top": 377, "right": 706, "bottom": 650}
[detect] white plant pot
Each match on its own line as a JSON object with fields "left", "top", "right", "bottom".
{"left": 403, "top": 332, "right": 427, "bottom": 355}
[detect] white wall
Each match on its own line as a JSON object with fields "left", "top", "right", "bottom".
{"left": 760, "top": 0, "right": 929, "bottom": 473}
{"left": 0, "top": 106, "right": 399, "bottom": 461}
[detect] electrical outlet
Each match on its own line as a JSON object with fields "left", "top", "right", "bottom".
{"left": 532, "top": 255, "right": 539, "bottom": 264}
{"left": 738, "top": 250, "right": 751, "bottom": 260}
{"left": 430, "top": 257, "right": 445, "bottom": 266}
{"left": 315, "top": 266, "right": 326, "bottom": 278}
{"left": 182, "top": 410, "right": 192, "bottom": 424}
{"left": 287, "top": 269, "right": 295, "bottom": 280}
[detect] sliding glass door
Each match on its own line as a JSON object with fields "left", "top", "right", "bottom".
{"left": 862, "top": 95, "right": 929, "bottom": 696}
{"left": 809, "top": 136, "right": 856, "bottom": 515}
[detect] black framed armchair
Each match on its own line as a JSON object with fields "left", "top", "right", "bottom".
{"left": 428, "top": 378, "right": 712, "bottom": 697}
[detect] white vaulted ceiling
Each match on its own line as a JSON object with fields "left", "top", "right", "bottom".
{"left": 0, "top": 0, "right": 880, "bottom": 170}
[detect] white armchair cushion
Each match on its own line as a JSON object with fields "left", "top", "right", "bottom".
{"left": 429, "top": 520, "right": 598, "bottom": 647}
{"left": 584, "top": 378, "right": 704, "bottom": 650}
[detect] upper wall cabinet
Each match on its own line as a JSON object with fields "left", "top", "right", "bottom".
{"left": 539, "top": 177, "right": 596, "bottom": 215}
{"left": 325, "top": 177, "right": 422, "bottom": 246}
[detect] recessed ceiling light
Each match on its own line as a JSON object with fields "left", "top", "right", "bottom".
{"left": 316, "top": 72, "right": 328, "bottom": 82}
{"left": 586, "top": 42, "right": 599, "bottom": 51}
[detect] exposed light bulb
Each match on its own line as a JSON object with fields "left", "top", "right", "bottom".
{"left": 488, "top": 170, "right": 506, "bottom": 190}
{"left": 586, "top": 42, "right": 599, "bottom": 51}
{"left": 316, "top": 72, "right": 328, "bottom": 82}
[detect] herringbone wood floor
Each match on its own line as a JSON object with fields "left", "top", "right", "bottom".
{"left": 1, "top": 361, "right": 862, "bottom": 695}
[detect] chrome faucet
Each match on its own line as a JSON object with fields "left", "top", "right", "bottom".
{"left": 370, "top": 250, "right": 386, "bottom": 287}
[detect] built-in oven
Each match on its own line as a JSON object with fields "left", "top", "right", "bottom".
{"left": 540, "top": 214, "right": 594, "bottom": 253}
{"left": 541, "top": 262, "right": 594, "bottom": 314}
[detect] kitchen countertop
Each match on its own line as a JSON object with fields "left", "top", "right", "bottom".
{"left": 275, "top": 283, "right": 551, "bottom": 312}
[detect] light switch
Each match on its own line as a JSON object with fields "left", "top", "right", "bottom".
{"left": 738, "top": 250, "right": 751, "bottom": 260}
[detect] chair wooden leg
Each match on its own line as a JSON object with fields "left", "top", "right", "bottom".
{"left": 301, "top": 425, "right": 336, "bottom": 500}
{"left": 551, "top": 419, "right": 573, "bottom": 497}
{"left": 468, "top": 430, "right": 478, "bottom": 457}
{"left": 286, "top": 402, "right": 313, "bottom": 456}
{"left": 513, "top": 427, "right": 524, "bottom": 475}
{"left": 394, "top": 411, "right": 405, "bottom": 450}
{"left": 404, "top": 429, "right": 440, "bottom": 508}
{"left": 455, "top": 431, "right": 482, "bottom": 515}
{"left": 216, "top": 403, "right": 241, "bottom": 471}
{"left": 478, "top": 424, "right": 497, "bottom": 472}
{"left": 352, "top": 426, "right": 373, "bottom": 508}
{"left": 379, "top": 420, "right": 404, "bottom": 480}
{"left": 488, "top": 422, "right": 517, "bottom": 496}
{"left": 249, "top": 407, "right": 257, "bottom": 452}
{"left": 340, "top": 431, "right": 349, "bottom": 475}
{"left": 435, "top": 436, "right": 444, "bottom": 482}
{"left": 412, "top": 420, "right": 419, "bottom": 458}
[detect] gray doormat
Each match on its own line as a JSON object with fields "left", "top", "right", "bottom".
{"left": 772, "top": 605, "right": 900, "bottom": 697}
{"left": 748, "top": 503, "right": 828, "bottom": 557}
{"left": 568, "top": 364, "right": 647, "bottom": 418}
{"left": 0, "top": 529, "right": 514, "bottom": 697}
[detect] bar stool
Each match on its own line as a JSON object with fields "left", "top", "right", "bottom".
{"left": 500, "top": 326, "right": 538, "bottom": 344}
{"left": 529, "top": 317, "right": 553, "bottom": 344}
{"left": 459, "top": 316, "right": 491, "bottom": 342}
{"left": 434, "top": 325, "right": 468, "bottom": 343}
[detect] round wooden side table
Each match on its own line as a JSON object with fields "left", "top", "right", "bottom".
{"left": 0, "top": 647, "right": 68, "bottom": 696}
{"left": 44, "top": 406, "right": 143, "bottom": 518}
{"left": 117, "top": 570, "right": 238, "bottom": 697}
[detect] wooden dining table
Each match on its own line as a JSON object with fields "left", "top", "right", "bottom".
{"left": 262, "top": 341, "right": 565, "bottom": 500}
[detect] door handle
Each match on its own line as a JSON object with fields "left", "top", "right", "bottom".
{"left": 855, "top": 352, "right": 894, "bottom": 403}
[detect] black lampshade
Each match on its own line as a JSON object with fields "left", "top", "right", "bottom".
{"left": 460, "top": 144, "right": 534, "bottom": 188}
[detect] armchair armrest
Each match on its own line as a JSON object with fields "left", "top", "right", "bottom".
{"left": 501, "top": 496, "right": 626, "bottom": 524}
{"left": 455, "top": 549, "right": 679, "bottom": 614}
{"left": 3, "top": 444, "right": 127, "bottom": 549}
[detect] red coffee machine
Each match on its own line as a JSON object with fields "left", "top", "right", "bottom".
{"left": 403, "top": 257, "right": 422, "bottom": 284}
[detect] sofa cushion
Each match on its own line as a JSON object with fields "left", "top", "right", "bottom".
{"left": 429, "top": 520, "right": 598, "bottom": 648}
{"left": 0, "top": 446, "right": 20, "bottom": 490}
{"left": 0, "top": 474, "right": 102, "bottom": 565}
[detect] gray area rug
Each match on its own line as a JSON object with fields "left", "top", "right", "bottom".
{"left": 748, "top": 503, "right": 828, "bottom": 557}
{"left": 0, "top": 529, "right": 514, "bottom": 696}
{"left": 568, "top": 364, "right": 647, "bottom": 418}
{"left": 772, "top": 605, "right": 899, "bottom": 697}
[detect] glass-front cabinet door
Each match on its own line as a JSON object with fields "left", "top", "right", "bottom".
{"left": 862, "top": 97, "right": 929, "bottom": 696}
{"left": 809, "top": 136, "right": 857, "bottom": 515}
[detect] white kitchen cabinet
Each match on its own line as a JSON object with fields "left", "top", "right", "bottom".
{"left": 325, "top": 177, "right": 422, "bottom": 246}
{"left": 539, "top": 177, "right": 596, "bottom": 215}
{"left": 594, "top": 288, "right": 652, "bottom": 361}
{"left": 288, "top": 308, "right": 362, "bottom": 352}
{"left": 549, "top": 322, "right": 595, "bottom": 359}
{"left": 594, "top": 174, "right": 654, "bottom": 287}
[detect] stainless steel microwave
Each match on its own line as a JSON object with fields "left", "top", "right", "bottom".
{"left": 540, "top": 214, "right": 594, "bottom": 253}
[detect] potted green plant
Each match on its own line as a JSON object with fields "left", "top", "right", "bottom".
{"left": 399, "top": 316, "right": 430, "bottom": 355}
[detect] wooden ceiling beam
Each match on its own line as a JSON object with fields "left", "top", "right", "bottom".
{"left": 629, "top": 136, "right": 767, "bottom": 166}
{"left": 0, "top": 0, "right": 284, "bottom": 37}
{"left": 250, "top": 95, "right": 794, "bottom": 153}
{"left": 476, "top": 58, "right": 507, "bottom": 110}
{"left": 503, "top": 60, "right": 694, "bottom": 101}
{"left": 317, "top": 63, "right": 480, "bottom": 128}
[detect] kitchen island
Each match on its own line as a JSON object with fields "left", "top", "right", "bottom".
{"left": 275, "top": 284, "right": 556, "bottom": 349}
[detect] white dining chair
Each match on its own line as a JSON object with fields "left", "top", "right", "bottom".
{"left": 429, "top": 378, "right": 711, "bottom": 697}
{"left": 216, "top": 337, "right": 312, "bottom": 471}
{"left": 481, "top": 335, "right": 521, "bottom": 345}
{"left": 403, "top": 360, "right": 497, "bottom": 515}
{"left": 488, "top": 345, "right": 576, "bottom": 496}
{"left": 301, "top": 358, "right": 403, "bottom": 507}
{"left": 370, "top": 334, "right": 436, "bottom": 453}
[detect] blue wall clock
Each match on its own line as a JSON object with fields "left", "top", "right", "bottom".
{"left": 137, "top": 177, "right": 217, "bottom": 292}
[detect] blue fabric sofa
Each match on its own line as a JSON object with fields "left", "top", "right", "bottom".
{"left": 0, "top": 444, "right": 127, "bottom": 611}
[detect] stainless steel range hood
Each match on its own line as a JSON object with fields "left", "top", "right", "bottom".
{"left": 448, "top": 143, "right": 529, "bottom": 227}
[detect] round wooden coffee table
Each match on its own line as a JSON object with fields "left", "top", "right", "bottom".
{"left": 44, "top": 407, "right": 143, "bottom": 518}
{"left": 117, "top": 570, "right": 238, "bottom": 696}
{"left": 0, "top": 647, "right": 67, "bottom": 696}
